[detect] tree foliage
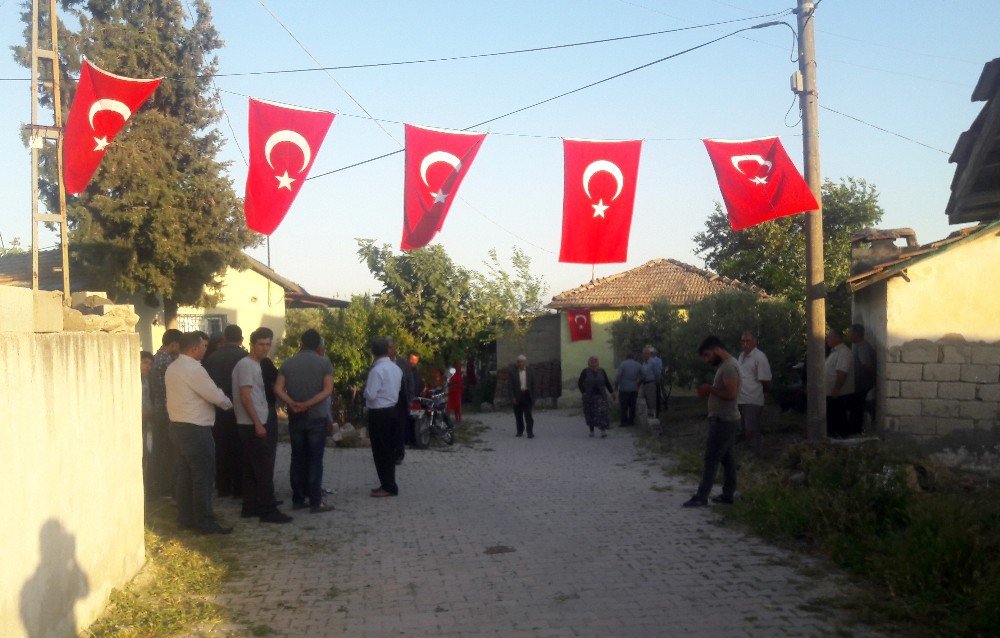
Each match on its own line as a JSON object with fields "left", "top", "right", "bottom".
{"left": 693, "top": 177, "right": 884, "bottom": 328}
{"left": 611, "top": 291, "right": 805, "bottom": 390}
{"left": 14, "top": 0, "right": 257, "bottom": 322}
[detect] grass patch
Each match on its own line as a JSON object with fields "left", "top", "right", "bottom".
{"left": 84, "top": 504, "right": 242, "bottom": 637}
{"left": 454, "top": 418, "right": 489, "bottom": 446}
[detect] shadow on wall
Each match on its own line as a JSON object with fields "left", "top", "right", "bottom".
{"left": 19, "top": 519, "right": 90, "bottom": 638}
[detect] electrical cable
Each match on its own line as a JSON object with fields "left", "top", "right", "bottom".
{"left": 820, "top": 105, "right": 950, "bottom": 155}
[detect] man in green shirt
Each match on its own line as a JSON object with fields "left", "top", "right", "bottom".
{"left": 683, "top": 335, "right": 741, "bottom": 508}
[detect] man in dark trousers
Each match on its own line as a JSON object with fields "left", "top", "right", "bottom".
{"left": 388, "top": 338, "right": 414, "bottom": 465}
{"left": 615, "top": 352, "right": 642, "bottom": 427}
{"left": 275, "top": 329, "right": 335, "bottom": 513}
{"left": 683, "top": 335, "right": 741, "bottom": 508}
{"left": 365, "top": 337, "right": 403, "bottom": 497}
{"left": 203, "top": 324, "right": 247, "bottom": 498}
{"left": 509, "top": 354, "right": 537, "bottom": 438}
{"left": 150, "top": 328, "right": 182, "bottom": 497}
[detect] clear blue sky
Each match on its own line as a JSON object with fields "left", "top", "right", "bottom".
{"left": 0, "top": 1, "right": 995, "bottom": 301}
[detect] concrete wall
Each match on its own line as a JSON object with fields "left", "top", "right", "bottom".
{"left": 0, "top": 331, "right": 145, "bottom": 637}
{"left": 136, "top": 265, "right": 287, "bottom": 351}
{"left": 559, "top": 309, "right": 624, "bottom": 407}
{"left": 883, "top": 337, "right": 1000, "bottom": 438}
{"left": 496, "top": 314, "right": 561, "bottom": 368}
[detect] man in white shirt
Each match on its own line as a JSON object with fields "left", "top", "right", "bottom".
{"left": 825, "top": 328, "right": 855, "bottom": 438}
{"left": 737, "top": 332, "right": 772, "bottom": 455}
{"left": 364, "top": 337, "right": 403, "bottom": 497}
{"left": 166, "top": 331, "right": 235, "bottom": 534}
{"left": 233, "top": 327, "right": 292, "bottom": 524}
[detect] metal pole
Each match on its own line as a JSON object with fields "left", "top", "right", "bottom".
{"left": 30, "top": 0, "right": 40, "bottom": 291}
{"left": 797, "top": 0, "right": 827, "bottom": 441}
{"left": 50, "top": 0, "right": 70, "bottom": 303}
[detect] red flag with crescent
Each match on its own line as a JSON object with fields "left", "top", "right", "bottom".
{"left": 245, "top": 98, "right": 335, "bottom": 235}
{"left": 702, "top": 137, "right": 818, "bottom": 231}
{"left": 402, "top": 124, "right": 486, "bottom": 251}
{"left": 567, "top": 309, "right": 592, "bottom": 342}
{"left": 62, "top": 59, "right": 161, "bottom": 194}
{"left": 560, "top": 138, "right": 642, "bottom": 264}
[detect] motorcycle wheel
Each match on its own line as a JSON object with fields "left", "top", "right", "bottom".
{"left": 414, "top": 414, "right": 431, "bottom": 449}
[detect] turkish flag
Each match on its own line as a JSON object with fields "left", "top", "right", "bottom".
{"left": 245, "top": 98, "right": 335, "bottom": 235}
{"left": 567, "top": 309, "right": 592, "bottom": 342}
{"left": 402, "top": 124, "right": 486, "bottom": 250}
{"left": 703, "top": 137, "right": 819, "bottom": 231}
{"left": 62, "top": 59, "right": 161, "bottom": 194}
{"left": 560, "top": 138, "right": 641, "bottom": 264}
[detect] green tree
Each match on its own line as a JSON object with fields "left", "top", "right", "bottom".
{"left": 1, "top": 237, "right": 27, "bottom": 255}
{"left": 610, "top": 299, "right": 685, "bottom": 390}
{"left": 693, "top": 177, "right": 883, "bottom": 328}
{"left": 472, "top": 247, "right": 548, "bottom": 338}
{"left": 14, "top": 0, "right": 257, "bottom": 325}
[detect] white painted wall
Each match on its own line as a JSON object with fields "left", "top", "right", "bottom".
{"left": 0, "top": 331, "right": 145, "bottom": 637}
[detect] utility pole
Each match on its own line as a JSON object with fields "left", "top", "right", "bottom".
{"left": 28, "top": 0, "right": 71, "bottom": 303}
{"left": 795, "top": 0, "right": 826, "bottom": 441}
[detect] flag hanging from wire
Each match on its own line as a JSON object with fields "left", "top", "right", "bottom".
{"left": 244, "top": 98, "right": 335, "bottom": 235}
{"left": 559, "top": 138, "right": 642, "bottom": 264}
{"left": 402, "top": 124, "right": 486, "bottom": 250}
{"left": 702, "top": 136, "right": 818, "bottom": 231}
{"left": 63, "top": 59, "right": 161, "bottom": 194}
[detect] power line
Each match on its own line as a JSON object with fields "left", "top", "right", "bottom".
{"left": 820, "top": 105, "right": 951, "bottom": 155}
{"left": 306, "top": 21, "right": 785, "bottom": 182}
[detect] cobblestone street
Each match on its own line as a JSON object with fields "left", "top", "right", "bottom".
{"left": 208, "top": 409, "right": 881, "bottom": 637}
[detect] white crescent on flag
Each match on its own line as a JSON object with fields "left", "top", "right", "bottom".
{"left": 264, "top": 130, "right": 312, "bottom": 172}
{"left": 88, "top": 99, "right": 132, "bottom": 129}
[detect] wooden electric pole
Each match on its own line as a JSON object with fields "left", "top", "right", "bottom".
{"left": 28, "top": 0, "right": 71, "bottom": 302}
{"left": 796, "top": 0, "right": 827, "bottom": 441}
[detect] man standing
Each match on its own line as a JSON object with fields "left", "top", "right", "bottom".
{"left": 365, "top": 337, "right": 403, "bottom": 497}
{"left": 641, "top": 346, "right": 664, "bottom": 418}
{"left": 275, "top": 329, "right": 335, "bottom": 513}
{"left": 150, "top": 328, "right": 183, "bottom": 497}
{"left": 509, "top": 354, "right": 536, "bottom": 438}
{"left": 848, "top": 323, "right": 876, "bottom": 436}
{"left": 825, "top": 328, "right": 855, "bottom": 438}
{"left": 615, "top": 352, "right": 642, "bottom": 427}
{"left": 404, "top": 351, "right": 423, "bottom": 446}
{"left": 232, "top": 327, "right": 292, "bottom": 524}
{"left": 165, "top": 331, "right": 235, "bottom": 534}
{"left": 683, "top": 336, "right": 741, "bottom": 508}
{"left": 388, "top": 339, "right": 414, "bottom": 465}
{"left": 203, "top": 324, "right": 247, "bottom": 498}
{"left": 737, "top": 332, "right": 772, "bottom": 455}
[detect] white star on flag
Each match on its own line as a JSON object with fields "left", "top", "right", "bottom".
{"left": 275, "top": 171, "right": 296, "bottom": 190}
{"left": 93, "top": 136, "right": 109, "bottom": 152}
{"left": 432, "top": 191, "right": 449, "bottom": 204}
{"left": 591, "top": 199, "right": 609, "bottom": 218}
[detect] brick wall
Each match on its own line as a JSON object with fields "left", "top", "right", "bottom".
{"left": 883, "top": 337, "right": 1000, "bottom": 437}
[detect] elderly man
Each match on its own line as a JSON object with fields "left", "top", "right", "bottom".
{"left": 389, "top": 339, "right": 414, "bottom": 466}
{"left": 509, "top": 355, "right": 537, "bottom": 438}
{"left": 825, "top": 328, "right": 855, "bottom": 438}
{"left": 365, "top": 337, "right": 404, "bottom": 497}
{"left": 203, "top": 324, "right": 247, "bottom": 499}
{"left": 150, "top": 328, "right": 183, "bottom": 497}
{"left": 165, "top": 331, "right": 235, "bottom": 534}
{"left": 615, "top": 352, "right": 642, "bottom": 427}
{"left": 641, "top": 346, "right": 664, "bottom": 418}
{"left": 737, "top": 332, "right": 772, "bottom": 454}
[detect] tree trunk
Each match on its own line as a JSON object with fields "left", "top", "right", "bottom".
{"left": 163, "top": 298, "right": 179, "bottom": 329}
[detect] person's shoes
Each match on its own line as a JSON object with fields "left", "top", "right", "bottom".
{"left": 309, "top": 503, "right": 335, "bottom": 514}
{"left": 515, "top": 433, "right": 523, "bottom": 437}
{"left": 395, "top": 457, "right": 404, "bottom": 466}
{"left": 601, "top": 431, "right": 607, "bottom": 438}
{"left": 370, "top": 489, "right": 395, "bottom": 498}
{"left": 682, "top": 496, "right": 708, "bottom": 508}
{"left": 196, "top": 522, "right": 233, "bottom": 535}
{"left": 711, "top": 494, "right": 735, "bottom": 505}
{"left": 527, "top": 433, "right": 535, "bottom": 439}
{"left": 259, "top": 510, "right": 293, "bottom": 524}
{"left": 240, "top": 508, "right": 261, "bottom": 519}
{"left": 291, "top": 501, "right": 309, "bottom": 510}
{"left": 589, "top": 431, "right": 595, "bottom": 438}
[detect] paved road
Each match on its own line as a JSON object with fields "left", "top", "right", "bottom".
{"left": 208, "top": 409, "right": 880, "bottom": 637}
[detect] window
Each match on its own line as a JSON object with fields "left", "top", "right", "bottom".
{"left": 177, "top": 313, "right": 228, "bottom": 336}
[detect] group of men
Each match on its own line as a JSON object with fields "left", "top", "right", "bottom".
{"left": 613, "top": 346, "right": 665, "bottom": 427}
{"left": 825, "top": 324, "right": 876, "bottom": 438}
{"left": 145, "top": 326, "right": 335, "bottom": 534}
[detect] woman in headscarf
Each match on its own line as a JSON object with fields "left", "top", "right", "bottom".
{"left": 578, "top": 355, "right": 615, "bottom": 438}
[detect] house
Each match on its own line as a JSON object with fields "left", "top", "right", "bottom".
{"left": 0, "top": 249, "right": 346, "bottom": 351}
{"left": 846, "top": 57, "right": 1000, "bottom": 446}
{"left": 543, "top": 258, "right": 765, "bottom": 404}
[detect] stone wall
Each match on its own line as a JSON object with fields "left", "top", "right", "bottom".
{"left": 883, "top": 337, "right": 1000, "bottom": 437}
{"left": 0, "top": 290, "right": 145, "bottom": 637}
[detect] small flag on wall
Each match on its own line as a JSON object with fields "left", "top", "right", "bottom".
{"left": 567, "top": 308, "right": 592, "bottom": 342}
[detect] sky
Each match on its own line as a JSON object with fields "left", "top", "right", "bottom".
{"left": 0, "top": 0, "right": 996, "bottom": 303}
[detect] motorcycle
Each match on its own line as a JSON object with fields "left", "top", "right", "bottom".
{"left": 411, "top": 367, "right": 456, "bottom": 448}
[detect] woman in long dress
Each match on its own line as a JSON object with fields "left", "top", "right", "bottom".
{"left": 578, "top": 356, "right": 614, "bottom": 438}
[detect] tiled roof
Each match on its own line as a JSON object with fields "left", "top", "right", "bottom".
{"left": 845, "top": 221, "right": 998, "bottom": 292}
{"left": 547, "top": 259, "right": 766, "bottom": 310}
{"left": 947, "top": 57, "right": 1000, "bottom": 225}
